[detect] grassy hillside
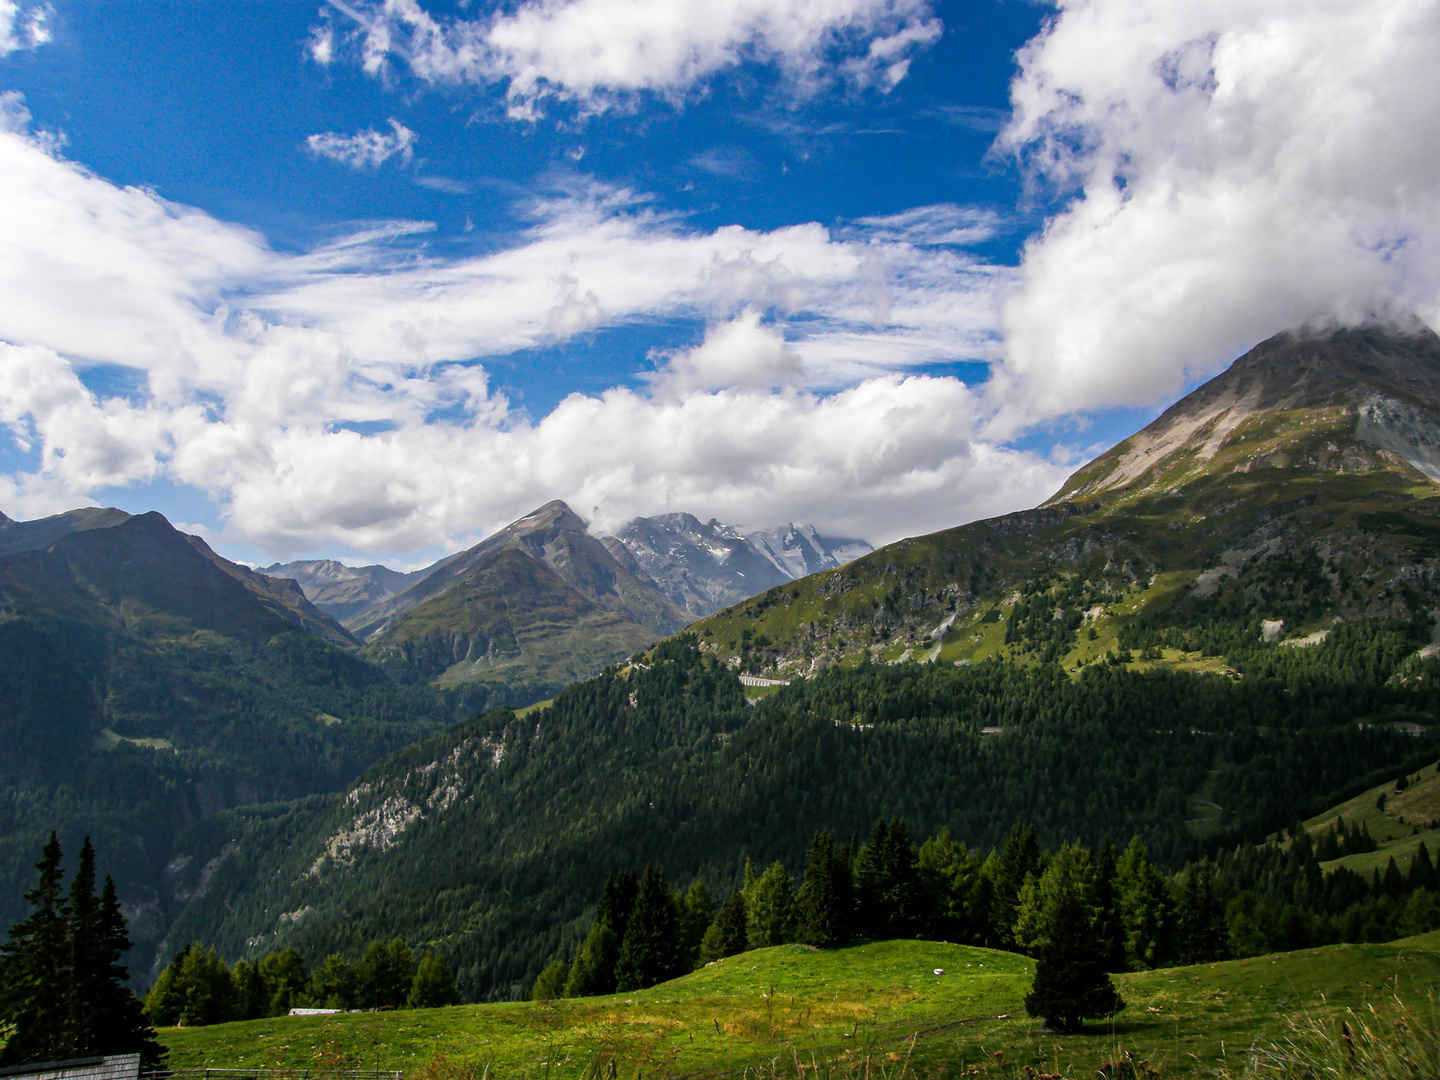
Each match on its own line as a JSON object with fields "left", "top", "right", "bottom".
{"left": 160, "top": 933, "right": 1440, "bottom": 1079}
{"left": 1302, "top": 761, "right": 1440, "bottom": 875}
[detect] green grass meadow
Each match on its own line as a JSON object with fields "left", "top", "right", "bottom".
{"left": 160, "top": 933, "right": 1440, "bottom": 1079}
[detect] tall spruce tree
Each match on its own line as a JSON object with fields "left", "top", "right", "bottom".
{"left": 1092, "top": 838, "right": 1128, "bottom": 973}
{"left": 564, "top": 869, "right": 638, "bottom": 997}
{"left": 1116, "top": 837, "right": 1175, "bottom": 969}
{"left": 599, "top": 869, "right": 640, "bottom": 945}
{"left": 798, "top": 830, "right": 852, "bottom": 948}
{"left": 0, "top": 833, "right": 67, "bottom": 1065}
{"left": 698, "top": 891, "right": 748, "bottom": 964}
{"left": 563, "top": 921, "right": 619, "bottom": 997}
{"left": 1023, "top": 844, "right": 1125, "bottom": 1033}
{"left": 408, "top": 953, "right": 461, "bottom": 1008}
{"left": 614, "top": 864, "right": 684, "bottom": 991}
{"left": 853, "top": 818, "right": 922, "bottom": 939}
{"left": 1176, "top": 858, "right": 1228, "bottom": 964}
{"left": 94, "top": 877, "right": 164, "bottom": 1066}
{"left": 746, "top": 862, "right": 797, "bottom": 949}
{"left": 61, "top": 839, "right": 102, "bottom": 1055}
{"left": 991, "top": 823, "right": 1041, "bottom": 949}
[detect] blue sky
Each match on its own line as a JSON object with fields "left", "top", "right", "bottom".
{"left": 0, "top": 0, "right": 1436, "bottom": 566}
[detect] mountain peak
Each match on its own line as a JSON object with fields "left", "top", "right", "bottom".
{"left": 513, "top": 499, "right": 588, "bottom": 534}
{"left": 1049, "top": 320, "right": 1440, "bottom": 506}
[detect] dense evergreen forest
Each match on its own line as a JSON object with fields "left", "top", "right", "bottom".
{"left": 0, "top": 610, "right": 451, "bottom": 973}
{"left": 167, "top": 623, "right": 1440, "bottom": 1002}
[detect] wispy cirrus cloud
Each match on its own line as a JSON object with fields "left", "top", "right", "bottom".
{"left": 323, "top": 0, "right": 942, "bottom": 117}
{"left": 305, "top": 119, "right": 416, "bottom": 169}
{"left": 0, "top": 0, "right": 49, "bottom": 55}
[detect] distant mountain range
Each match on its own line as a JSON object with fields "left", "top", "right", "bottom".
{"left": 260, "top": 506, "right": 870, "bottom": 711}
{"left": 266, "top": 511, "right": 870, "bottom": 628}
{"left": 603, "top": 514, "right": 870, "bottom": 617}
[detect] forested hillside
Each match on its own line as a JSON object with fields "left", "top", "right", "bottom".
{"left": 0, "top": 510, "right": 450, "bottom": 975}
{"left": 162, "top": 620, "right": 1440, "bottom": 1000}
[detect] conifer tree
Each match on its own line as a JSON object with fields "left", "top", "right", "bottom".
{"left": 308, "top": 954, "right": 358, "bottom": 1009}
{"left": 1116, "top": 837, "right": 1175, "bottom": 969}
{"left": 257, "top": 946, "right": 307, "bottom": 1015}
{"left": 1023, "top": 844, "right": 1125, "bottom": 1033}
{"left": 746, "top": 862, "right": 797, "bottom": 948}
{"left": 1176, "top": 858, "right": 1228, "bottom": 964}
{"left": 599, "top": 869, "right": 640, "bottom": 945}
{"left": 698, "top": 891, "right": 748, "bottom": 963}
{"left": 798, "top": 830, "right": 852, "bottom": 948}
{"left": 1382, "top": 856, "right": 1406, "bottom": 898}
{"left": 89, "top": 875, "right": 163, "bottom": 1065}
{"left": 144, "top": 944, "right": 236, "bottom": 1027}
{"left": 614, "top": 864, "right": 684, "bottom": 991}
{"left": 357, "top": 939, "right": 415, "bottom": 1009}
{"left": 563, "top": 921, "right": 619, "bottom": 997}
{"left": 853, "top": 818, "right": 922, "bottom": 939}
{"left": 563, "top": 869, "right": 637, "bottom": 997}
{"left": 1091, "top": 839, "right": 1127, "bottom": 972}
{"left": 680, "top": 880, "right": 716, "bottom": 968}
{"left": 232, "top": 959, "right": 269, "bottom": 1019}
{"left": 0, "top": 833, "right": 66, "bottom": 1065}
{"left": 991, "top": 823, "right": 1041, "bottom": 949}
{"left": 408, "top": 953, "right": 461, "bottom": 1008}
{"left": 1408, "top": 842, "right": 1437, "bottom": 892}
{"left": 917, "top": 829, "right": 980, "bottom": 944}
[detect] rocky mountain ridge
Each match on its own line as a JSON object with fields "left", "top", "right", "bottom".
{"left": 265, "top": 512, "right": 871, "bottom": 627}
{"left": 354, "top": 501, "right": 690, "bottom": 709}
{"left": 687, "top": 322, "right": 1440, "bottom": 676}
{"left": 604, "top": 513, "right": 871, "bottom": 617}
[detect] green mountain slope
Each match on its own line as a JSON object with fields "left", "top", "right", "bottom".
{"left": 358, "top": 501, "right": 690, "bottom": 709}
{"left": 688, "top": 324, "right": 1440, "bottom": 674}
{"left": 0, "top": 509, "right": 449, "bottom": 974}
{"left": 161, "top": 621, "right": 1440, "bottom": 1000}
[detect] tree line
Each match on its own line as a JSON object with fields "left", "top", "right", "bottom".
{"left": 533, "top": 820, "right": 1224, "bottom": 1014}
{"left": 540, "top": 810, "right": 1440, "bottom": 1024}
{"left": 143, "top": 937, "right": 461, "bottom": 1027}
{"left": 0, "top": 834, "right": 164, "bottom": 1066}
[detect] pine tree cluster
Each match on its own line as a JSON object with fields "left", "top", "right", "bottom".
{"left": 143, "top": 938, "right": 461, "bottom": 1027}
{"left": 534, "top": 819, "right": 1231, "bottom": 1023}
{"left": 0, "top": 834, "right": 164, "bottom": 1067}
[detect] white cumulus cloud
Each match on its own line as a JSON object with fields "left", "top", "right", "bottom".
{"left": 993, "top": 0, "right": 1440, "bottom": 428}
{"left": 0, "top": 110, "right": 1057, "bottom": 555}
{"left": 306, "top": 119, "right": 416, "bottom": 169}
{"left": 328, "top": 0, "right": 941, "bottom": 115}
